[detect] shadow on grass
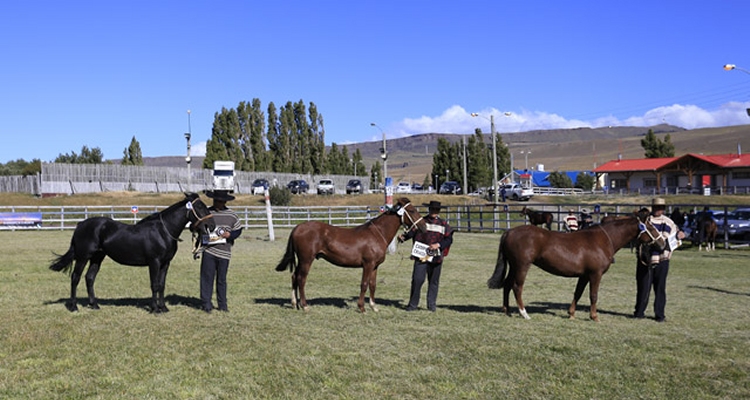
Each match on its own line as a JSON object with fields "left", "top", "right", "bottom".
{"left": 45, "top": 293, "right": 204, "bottom": 311}
{"left": 254, "top": 296, "right": 407, "bottom": 310}
{"left": 689, "top": 285, "right": 750, "bottom": 297}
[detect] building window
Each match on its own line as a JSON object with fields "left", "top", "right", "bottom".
{"left": 643, "top": 178, "right": 657, "bottom": 188}
{"left": 733, "top": 170, "right": 750, "bottom": 179}
{"left": 610, "top": 178, "right": 627, "bottom": 189}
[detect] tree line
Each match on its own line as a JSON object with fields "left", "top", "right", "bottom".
{"left": 202, "top": 99, "right": 370, "bottom": 179}
{"left": 1, "top": 100, "right": 675, "bottom": 192}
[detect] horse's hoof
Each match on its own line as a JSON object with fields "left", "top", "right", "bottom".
{"left": 590, "top": 316, "right": 600, "bottom": 322}
{"left": 302, "top": 305, "right": 310, "bottom": 312}
{"left": 66, "top": 303, "right": 79, "bottom": 312}
{"left": 87, "top": 304, "right": 100, "bottom": 310}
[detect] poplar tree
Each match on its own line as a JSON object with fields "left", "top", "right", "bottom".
{"left": 121, "top": 136, "right": 143, "bottom": 166}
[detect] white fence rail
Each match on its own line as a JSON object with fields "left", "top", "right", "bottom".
{"left": 2, "top": 203, "right": 748, "bottom": 249}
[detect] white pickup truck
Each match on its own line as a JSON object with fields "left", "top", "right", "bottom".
{"left": 500, "top": 183, "right": 534, "bottom": 201}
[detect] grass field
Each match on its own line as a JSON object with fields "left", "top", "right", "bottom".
{"left": 1, "top": 228, "right": 749, "bottom": 399}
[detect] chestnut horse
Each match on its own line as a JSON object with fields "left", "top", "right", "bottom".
{"left": 520, "top": 206, "right": 553, "bottom": 230}
{"left": 275, "top": 197, "right": 426, "bottom": 313}
{"left": 487, "top": 210, "right": 665, "bottom": 322}
{"left": 697, "top": 217, "right": 718, "bottom": 251}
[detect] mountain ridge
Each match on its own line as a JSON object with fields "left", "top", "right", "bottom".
{"left": 139, "top": 123, "right": 750, "bottom": 184}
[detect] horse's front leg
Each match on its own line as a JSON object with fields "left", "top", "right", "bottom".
{"left": 357, "top": 268, "right": 369, "bottom": 313}
{"left": 155, "top": 264, "right": 170, "bottom": 313}
{"left": 569, "top": 276, "right": 589, "bottom": 319}
{"left": 588, "top": 274, "right": 602, "bottom": 322}
{"left": 148, "top": 262, "right": 169, "bottom": 313}
{"left": 367, "top": 266, "right": 379, "bottom": 313}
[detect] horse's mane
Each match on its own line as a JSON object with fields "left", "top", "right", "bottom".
{"left": 354, "top": 198, "right": 410, "bottom": 231}
{"left": 136, "top": 194, "right": 194, "bottom": 225}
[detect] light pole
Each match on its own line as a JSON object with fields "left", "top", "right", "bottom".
{"left": 471, "top": 112, "right": 511, "bottom": 204}
{"left": 185, "top": 110, "right": 192, "bottom": 192}
{"left": 724, "top": 64, "right": 750, "bottom": 117}
{"left": 370, "top": 123, "right": 387, "bottom": 185}
{"left": 724, "top": 64, "right": 750, "bottom": 75}
{"left": 521, "top": 150, "right": 531, "bottom": 170}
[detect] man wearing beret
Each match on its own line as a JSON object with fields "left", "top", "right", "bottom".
{"left": 399, "top": 200, "right": 453, "bottom": 312}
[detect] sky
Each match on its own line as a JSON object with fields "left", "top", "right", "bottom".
{"left": 2, "top": 1, "right": 750, "bottom": 164}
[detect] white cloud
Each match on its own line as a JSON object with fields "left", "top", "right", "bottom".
{"left": 192, "top": 141, "right": 207, "bottom": 157}
{"left": 391, "top": 102, "right": 750, "bottom": 138}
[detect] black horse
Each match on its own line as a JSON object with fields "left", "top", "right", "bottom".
{"left": 49, "top": 192, "right": 216, "bottom": 313}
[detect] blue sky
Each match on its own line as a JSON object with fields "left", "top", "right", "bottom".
{"left": 2, "top": 1, "right": 750, "bottom": 163}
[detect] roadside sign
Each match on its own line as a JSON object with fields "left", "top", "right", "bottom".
{"left": 131, "top": 206, "right": 139, "bottom": 214}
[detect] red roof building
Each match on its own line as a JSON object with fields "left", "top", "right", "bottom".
{"left": 594, "top": 153, "right": 750, "bottom": 194}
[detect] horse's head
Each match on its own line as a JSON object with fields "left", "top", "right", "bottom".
{"left": 634, "top": 208, "right": 666, "bottom": 251}
{"left": 393, "top": 197, "right": 427, "bottom": 233}
{"left": 519, "top": 206, "right": 528, "bottom": 216}
{"left": 184, "top": 192, "right": 216, "bottom": 234}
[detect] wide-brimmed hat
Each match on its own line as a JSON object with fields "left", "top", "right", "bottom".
{"left": 652, "top": 197, "right": 666, "bottom": 207}
{"left": 206, "top": 190, "right": 235, "bottom": 202}
{"left": 422, "top": 200, "right": 443, "bottom": 209}
{"left": 581, "top": 208, "right": 588, "bottom": 213}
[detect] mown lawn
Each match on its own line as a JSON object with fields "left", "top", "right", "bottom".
{"left": 1, "top": 229, "right": 748, "bottom": 399}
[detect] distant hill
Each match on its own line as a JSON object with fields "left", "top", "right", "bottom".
{"left": 130, "top": 124, "right": 750, "bottom": 184}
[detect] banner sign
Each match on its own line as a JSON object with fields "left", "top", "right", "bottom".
{"left": 0, "top": 212, "right": 42, "bottom": 227}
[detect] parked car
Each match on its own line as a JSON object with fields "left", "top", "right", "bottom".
{"left": 345, "top": 179, "right": 362, "bottom": 194}
{"left": 500, "top": 183, "right": 534, "bottom": 201}
{"left": 317, "top": 179, "right": 335, "bottom": 195}
{"left": 251, "top": 178, "right": 269, "bottom": 195}
{"left": 286, "top": 179, "right": 309, "bottom": 194}
{"left": 411, "top": 183, "right": 424, "bottom": 192}
{"left": 716, "top": 208, "right": 750, "bottom": 239}
{"left": 396, "top": 182, "right": 411, "bottom": 193}
{"left": 439, "top": 181, "right": 462, "bottom": 195}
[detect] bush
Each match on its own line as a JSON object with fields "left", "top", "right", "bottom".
{"left": 269, "top": 186, "right": 291, "bottom": 206}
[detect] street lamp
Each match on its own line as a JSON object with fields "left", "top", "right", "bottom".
{"left": 723, "top": 64, "right": 750, "bottom": 75}
{"left": 370, "top": 123, "right": 387, "bottom": 185}
{"left": 185, "top": 110, "right": 192, "bottom": 192}
{"left": 471, "top": 112, "right": 511, "bottom": 204}
{"left": 724, "top": 64, "right": 750, "bottom": 117}
{"left": 521, "top": 150, "right": 531, "bottom": 170}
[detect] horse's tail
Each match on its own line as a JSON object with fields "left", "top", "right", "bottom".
{"left": 487, "top": 231, "right": 509, "bottom": 289}
{"left": 275, "top": 233, "right": 297, "bottom": 272}
{"left": 49, "top": 241, "right": 75, "bottom": 275}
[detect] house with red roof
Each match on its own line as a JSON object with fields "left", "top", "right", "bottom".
{"left": 593, "top": 153, "right": 750, "bottom": 194}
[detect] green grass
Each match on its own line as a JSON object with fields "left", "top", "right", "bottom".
{"left": 1, "top": 229, "right": 749, "bottom": 399}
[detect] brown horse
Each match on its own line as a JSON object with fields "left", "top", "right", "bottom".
{"left": 697, "top": 217, "right": 718, "bottom": 251}
{"left": 520, "top": 206, "right": 553, "bottom": 230}
{"left": 487, "top": 210, "right": 665, "bottom": 322}
{"left": 275, "top": 197, "right": 427, "bottom": 313}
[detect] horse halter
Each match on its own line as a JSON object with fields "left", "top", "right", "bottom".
{"left": 396, "top": 202, "right": 424, "bottom": 232}
{"left": 637, "top": 216, "right": 664, "bottom": 247}
{"left": 186, "top": 198, "right": 214, "bottom": 232}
